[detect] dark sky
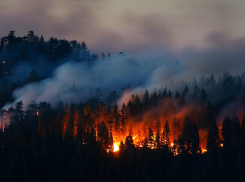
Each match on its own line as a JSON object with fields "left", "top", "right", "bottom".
{"left": 1, "top": 0, "right": 245, "bottom": 55}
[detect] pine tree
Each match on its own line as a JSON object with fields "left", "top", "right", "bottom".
{"left": 221, "top": 116, "right": 232, "bottom": 146}
{"left": 88, "top": 126, "right": 97, "bottom": 148}
{"left": 168, "top": 90, "right": 173, "bottom": 98}
{"left": 73, "top": 108, "right": 79, "bottom": 139}
{"left": 133, "top": 95, "right": 143, "bottom": 116}
{"left": 107, "top": 90, "right": 118, "bottom": 104}
{"left": 14, "top": 100, "right": 24, "bottom": 123}
{"left": 163, "top": 120, "right": 170, "bottom": 145}
{"left": 191, "top": 123, "right": 199, "bottom": 154}
{"left": 97, "top": 121, "right": 109, "bottom": 149}
{"left": 207, "top": 117, "right": 220, "bottom": 151}
{"left": 182, "top": 85, "right": 189, "bottom": 96}
{"left": 15, "top": 100, "right": 24, "bottom": 115}
{"left": 112, "top": 100, "right": 120, "bottom": 133}
{"left": 201, "top": 100, "right": 213, "bottom": 128}
{"left": 94, "top": 101, "right": 105, "bottom": 124}
{"left": 119, "top": 140, "right": 124, "bottom": 151}
{"left": 162, "top": 88, "right": 167, "bottom": 99}
{"left": 148, "top": 127, "right": 154, "bottom": 144}
{"left": 172, "top": 117, "right": 178, "bottom": 140}
{"left": 174, "top": 90, "right": 180, "bottom": 101}
{"left": 125, "top": 134, "right": 133, "bottom": 147}
{"left": 200, "top": 89, "right": 207, "bottom": 103}
{"left": 109, "top": 131, "right": 113, "bottom": 151}
{"left": 143, "top": 89, "right": 150, "bottom": 107}
{"left": 158, "top": 90, "right": 162, "bottom": 99}
{"left": 232, "top": 113, "right": 240, "bottom": 137}
{"left": 106, "top": 103, "right": 112, "bottom": 125}
{"left": 177, "top": 135, "right": 184, "bottom": 154}
{"left": 191, "top": 90, "right": 198, "bottom": 103}
{"left": 179, "top": 95, "right": 186, "bottom": 108}
{"left": 155, "top": 130, "right": 160, "bottom": 148}
{"left": 150, "top": 92, "right": 158, "bottom": 106}
{"left": 120, "top": 103, "right": 128, "bottom": 134}
{"left": 182, "top": 116, "right": 192, "bottom": 151}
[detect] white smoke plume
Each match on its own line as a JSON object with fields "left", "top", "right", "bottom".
{"left": 3, "top": 34, "right": 245, "bottom": 110}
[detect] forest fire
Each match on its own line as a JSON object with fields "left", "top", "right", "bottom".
{"left": 0, "top": 80, "right": 242, "bottom": 159}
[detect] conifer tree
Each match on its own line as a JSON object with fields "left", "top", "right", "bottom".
{"left": 98, "top": 121, "right": 109, "bottom": 149}
{"left": 200, "top": 89, "right": 207, "bottom": 103}
{"left": 120, "top": 103, "right": 128, "bottom": 134}
{"left": 191, "top": 123, "right": 199, "bottom": 154}
{"left": 148, "top": 127, "right": 154, "bottom": 144}
{"left": 207, "top": 117, "right": 220, "bottom": 151}
{"left": 163, "top": 120, "right": 170, "bottom": 145}
{"left": 174, "top": 90, "right": 180, "bottom": 101}
{"left": 61, "top": 103, "right": 71, "bottom": 139}
{"left": 172, "top": 117, "right": 178, "bottom": 140}
{"left": 179, "top": 95, "right": 186, "bottom": 108}
{"left": 168, "top": 90, "right": 173, "bottom": 98}
{"left": 232, "top": 113, "right": 240, "bottom": 137}
{"left": 143, "top": 89, "right": 150, "bottom": 107}
{"left": 221, "top": 116, "right": 232, "bottom": 145}
{"left": 162, "top": 88, "right": 167, "bottom": 99}
{"left": 150, "top": 92, "right": 158, "bottom": 106}
{"left": 182, "top": 85, "right": 189, "bottom": 96}
{"left": 182, "top": 116, "right": 192, "bottom": 151}
{"left": 112, "top": 100, "right": 120, "bottom": 132}
{"left": 155, "top": 130, "right": 160, "bottom": 148}
{"left": 201, "top": 100, "right": 213, "bottom": 128}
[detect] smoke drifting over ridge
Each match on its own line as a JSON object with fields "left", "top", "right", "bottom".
{"left": 3, "top": 33, "right": 245, "bottom": 110}
{"left": 3, "top": 56, "right": 150, "bottom": 109}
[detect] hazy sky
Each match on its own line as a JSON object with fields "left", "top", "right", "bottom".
{"left": 1, "top": 0, "right": 245, "bottom": 54}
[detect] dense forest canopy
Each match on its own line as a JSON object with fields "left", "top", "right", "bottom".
{"left": 0, "top": 31, "right": 245, "bottom": 182}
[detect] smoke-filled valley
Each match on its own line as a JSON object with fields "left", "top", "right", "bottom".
{"left": 0, "top": 31, "right": 245, "bottom": 182}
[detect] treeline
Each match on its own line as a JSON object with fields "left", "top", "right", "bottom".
{"left": 0, "top": 30, "right": 109, "bottom": 75}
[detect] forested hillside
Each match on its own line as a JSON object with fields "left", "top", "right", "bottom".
{"left": 0, "top": 31, "right": 245, "bottom": 182}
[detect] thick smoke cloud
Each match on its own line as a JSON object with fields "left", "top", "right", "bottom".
{"left": 4, "top": 33, "right": 245, "bottom": 110}
{"left": 1, "top": 0, "right": 245, "bottom": 54}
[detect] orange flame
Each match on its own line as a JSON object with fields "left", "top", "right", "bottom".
{"left": 113, "top": 142, "right": 120, "bottom": 152}
{"left": 201, "top": 148, "right": 207, "bottom": 153}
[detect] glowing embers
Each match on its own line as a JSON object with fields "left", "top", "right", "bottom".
{"left": 220, "top": 143, "right": 223, "bottom": 147}
{"left": 3, "top": 61, "right": 5, "bottom": 63}
{"left": 5, "top": 72, "right": 8, "bottom": 74}
{"left": 147, "top": 142, "right": 155, "bottom": 149}
{"left": 201, "top": 148, "right": 207, "bottom": 153}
